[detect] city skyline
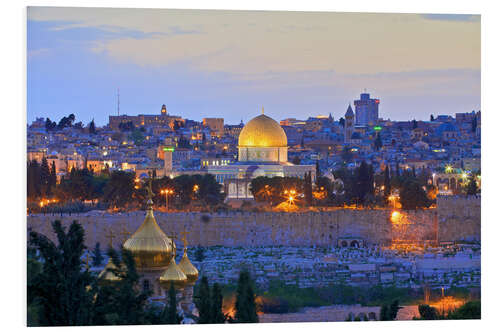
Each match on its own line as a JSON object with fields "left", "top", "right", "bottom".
{"left": 28, "top": 7, "right": 480, "bottom": 126}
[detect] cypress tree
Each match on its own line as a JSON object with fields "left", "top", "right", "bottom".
{"left": 384, "top": 166, "right": 391, "bottom": 199}
{"left": 40, "top": 157, "right": 51, "bottom": 196}
{"left": 50, "top": 160, "right": 57, "bottom": 192}
{"left": 91, "top": 242, "right": 103, "bottom": 267}
{"left": 165, "top": 284, "right": 182, "bottom": 324}
{"left": 234, "top": 271, "right": 258, "bottom": 323}
{"left": 28, "top": 220, "right": 95, "bottom": 326}
{"left": 210, "top": 283, "right": 226, "bottom": 323}
{"left": 304, "top": 172, "right": 313, "bottom": 206}
{"left": 89, "top": 119, "right": 96, "bottom": 134}
{"left": 389, "top": 300, "right": 400, "bottom": 320}
{"left": 466, "top": 174, "right": 478, "bottom": 196}
{"left": 194, "top": 276, "right": 212, "bottom": 323}
{"left": 380, "top": 304, "right": 390, "bottom": 321}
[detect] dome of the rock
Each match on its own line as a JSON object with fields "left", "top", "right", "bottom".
{"left": 238, "top": 114, "right": 287, "bottom": 148}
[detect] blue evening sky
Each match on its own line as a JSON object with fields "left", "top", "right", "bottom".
{"left": 27, "top": 8, "right": 481, "bottom": 126}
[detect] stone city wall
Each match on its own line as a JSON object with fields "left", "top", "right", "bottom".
{"left": 437, "top": 195, "right": 481, "bottom": 242}
{"left": 26, "top": 196, "right": 480, "bottom": 248}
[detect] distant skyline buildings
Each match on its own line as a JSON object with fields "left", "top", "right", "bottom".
{"left": 354, "top": 93, "right": 380, "bottom": 126}
{"left": 27, "top": 8, "right": 480, "bottom": 126}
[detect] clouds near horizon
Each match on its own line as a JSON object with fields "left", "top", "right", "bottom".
{"left": 27, "top": 7, "right": 480, "bottom": 125}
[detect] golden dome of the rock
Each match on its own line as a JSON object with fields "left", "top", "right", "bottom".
{"left": 123, "top": 199, "right": 175, "bottom": 270}
{"left": 159, "top": 257, "right": 188, "bottom": 289}
{"left": 238, "top": 114, "right": 287, "bottom": 148}
{"left": 178, "top": 249, "right": 199, "bottom": 283}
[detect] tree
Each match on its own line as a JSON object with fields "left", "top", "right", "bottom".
{"left": 118, "top": 121, "right": 134, "bottom": 132}
{"left": 379, "top": 304, "right": 390, "bottom": 321}
{"left": 389, "top": 299, "right": 401, "bottom": 320}
{"left": 339, "top": 117, "right": 345, "bottom": 127}
{"left": 211, "top": 283, "right": 226, "bottom": 323}
{"left": 418, "top": 304, "right": 440, "bottom": 320}
{"left": 354, "top": 161, "right": 374, "bottom": 205}
{"left": 374, "top": 132, "right": 382, "bottom": 151}
{"left": 49, "top": 161, "right": 57, "bottom": 192}
{"left": 28, "top": 220, "right": 95, "bottom": 326}
{"left": 194, "top": 276, "right": 212, "bottom": 323}
{"left": 27, "top": 159, "right": 41, "bottom": 199}
{"left": 129, "top": 129, "right": 145, "bottom": 146}
{"left": 430, "top": 114, "right": 434, "bottom": 122}
{"left": 384, "top": 166, "right": 391, "bottom": 200}
{"left": 164, "top": 284, "right": 182, "bottom": 324}
{"left": 304, "top": 172, "right": 313, "bottom": 206}
{"left": 93, "top": 248, "right": 151, "bottom": 325}
{"left": 315, "top": 160, "right": 321, "bottom": 177}
{"left": 399, "top": 179, "right": 431, "bottom": 210}
{"left": 412, "top": 119, "right": 418, "bottom": 129}
{"left": 40, "top": 157, "right": 51, "bottom": 196}
{"left": 466, "top": 174, "right": 478, "bottom": 195}
{"left": 45, "top": 118, "right": 57, "bottom": 131}
{"left": 89, "top": 119, "right": 96, "bottom": 134}
{"left": 102, "top": 171, "right": 135, "bottom": 209}
{"left": 234, "top": 271, "right": 258, "bottom": 323}
{"left": 91, "top": 242, "right": 103, "bottom": 267}
{"left": 341, "top": 146, "right": 353, "bottom": 164}
{"left": 471, "top": 116, "right": 477, "bottom": 134}
{"left": 447, "top": 300, "right": 480, "bottom": 319}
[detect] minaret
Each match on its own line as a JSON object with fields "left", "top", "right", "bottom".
{"left": 344, "top": 104, "right": 354, "bottom": 144}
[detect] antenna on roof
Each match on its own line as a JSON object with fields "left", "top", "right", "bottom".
{"left": 117, "top": 88, "right": 120, "bottom": 116}
{"left": 262, "top": 106, "right": 264, "bottom": 115}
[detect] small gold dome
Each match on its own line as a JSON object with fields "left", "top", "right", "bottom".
{"left": 238, "top": 114, "right": 287, "bottom": 148}
{"left": 123, "top": 201, "right": 174, "bottom": 270}
{"left": 98, "top": 259, "right": 123, "bottom": 283}
{"left": 178, "top": 249, "right": 199, "bottom": 283}
{"left": 159, "top": 257, "right": 188, "bottom": 289}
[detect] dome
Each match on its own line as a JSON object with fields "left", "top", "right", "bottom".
{"left": 238, "top": 114, "right": 287, "bottom": 148}
{"left": 98, "top": 259, "right": 123, "bottom": 283}
{"left": 123, "top": 199, "right": 175, "bottom": 270}
{"left": 178, "top": 249, "right": 199, "bottom": 283}
{"left": 159, "top": 257, "right": 188, "bottom": 289}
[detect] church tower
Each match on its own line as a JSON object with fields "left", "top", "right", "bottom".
{"left": 344, "top": 104, "right": 354, "bottom": 144}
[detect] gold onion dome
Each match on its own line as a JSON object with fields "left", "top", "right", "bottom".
{"left": 98, "top": 259, "right": 123, "bottom": 283}
{"left": 238, "top": 114, "right": 287, "bottom": 148}
{"left": 123, "top": 199, "right": 175, "bottom": 270}
{"left": 178, "top": 249, "right": 199, "bottom": 283}
{"left": 159, "top": 257, "right": 188, "bottom": 289}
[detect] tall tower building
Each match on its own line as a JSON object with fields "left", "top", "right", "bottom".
{"left": 344, "top": 104, "right": 354, "bottom": 144}
{"left": 354, "top": 92, "right": 380, "bottom": 126}
{"left": 161, "top": 104, "right": 167, "bottom": 115}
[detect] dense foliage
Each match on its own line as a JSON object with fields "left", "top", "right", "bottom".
{"left": 27, "top": 220, "right": 185, "bottom": 326}
{"left": 27, "top": 166, "right": 225, "bottom": 212}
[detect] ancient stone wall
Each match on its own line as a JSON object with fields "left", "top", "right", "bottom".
{"left": 26, "top": 196, "right": 480, "bottom": 248}
{"left": 437, "top": 195, "right": 481, "bottom": 242}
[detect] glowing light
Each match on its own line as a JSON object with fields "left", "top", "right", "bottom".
{"left": 445, "top": 165, "right": 453, "bottom": 173}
